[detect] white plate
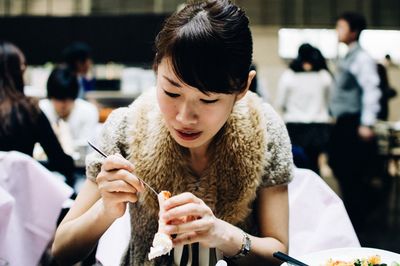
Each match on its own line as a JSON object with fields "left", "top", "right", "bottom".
{"left": 281, "top": 247, "right": 400, "bottom": 266}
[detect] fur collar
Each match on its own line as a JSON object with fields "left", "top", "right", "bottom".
{"left": 121, "top": 90, "right": 273, "bottom": 265}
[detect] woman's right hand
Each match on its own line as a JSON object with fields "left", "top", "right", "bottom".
{"left": 96, "top": 154, "right": 144, "bottom": 219}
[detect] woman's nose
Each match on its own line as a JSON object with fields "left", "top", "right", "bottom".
{"left": 176, "top": 102, "right": 198, "bottom": 125}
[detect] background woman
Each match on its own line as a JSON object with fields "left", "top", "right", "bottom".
{"left": 276, "top": 43, "right": 332, "bottom": 174}
{"left": 0, "top": 41, "right": 75, "bottom": 185}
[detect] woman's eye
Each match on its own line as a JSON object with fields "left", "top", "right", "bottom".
{"left": 164, "top": 90, "right": 180, "bottom": 98}
{"left": 201, "top": 99, "right": 219, "bottom": 104}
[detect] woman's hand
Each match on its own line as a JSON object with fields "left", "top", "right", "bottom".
{"left": 96, "top": 154, "right": 144, "bottom": 219}
{"left": 161, "top": 192, "right": 227, "bottom": 248}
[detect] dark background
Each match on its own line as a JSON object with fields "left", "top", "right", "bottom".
{"left": 0, "top": 14, "right": 167, "bottom": 65}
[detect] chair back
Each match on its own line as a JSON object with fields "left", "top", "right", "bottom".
{"left": 0, "top": 151, "right": 73, "bottom": 265}
{"left": 288, "top": 168, "right": 360, "bottom": 257}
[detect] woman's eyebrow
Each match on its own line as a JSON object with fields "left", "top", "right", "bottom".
{"left": 163, "top": 75, "right": 182, "bottom": 88}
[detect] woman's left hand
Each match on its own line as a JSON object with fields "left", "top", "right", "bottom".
{"left": 161, "top": 192, "right": 226, "bottom": 248}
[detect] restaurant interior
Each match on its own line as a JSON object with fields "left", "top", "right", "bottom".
{"left": 1, "top": 0, "right": 400, "bottom": 265}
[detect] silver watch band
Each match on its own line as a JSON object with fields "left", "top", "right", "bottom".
{"left": 227, "top": 231, "right": 251, "bottom": 259}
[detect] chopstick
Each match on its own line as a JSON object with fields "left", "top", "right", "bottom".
{"left": 87, "top": 140, "right": 159, "bottom": 196}
{"left": 273, "top": 251, "right": 309, "bottom": 266}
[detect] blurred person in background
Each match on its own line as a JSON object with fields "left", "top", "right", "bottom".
{"left": 62, "top": 42, "right": 94, "bottom": 98}
{"left": 328, "top": 12, "right": 381, "bottom": 234}
{"left": 276, "top": 43, "right": 332, "bottom": 174}
{"left": 383, "top": 54, "right": 398, "bottom": 68}
{"left": 0, "top": 41, "right": 75, "bottom": 186}
{"left": 39, "top": 66, "right": 99, "bottom": 154}
{"left": 376, "top": 63, "right": 397, "bottom": 121}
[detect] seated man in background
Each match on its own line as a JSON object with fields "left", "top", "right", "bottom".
{"left": 39, "top": 66, "right": 99, "bottom": 156}
{"left": 62, "top": 42, "right": 94, "bottom": 98}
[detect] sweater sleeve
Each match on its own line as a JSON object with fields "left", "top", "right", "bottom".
{"left": 85, "top": 107, "right": 130, "bottom": 182}
{"left": 260, "top": 103, "right": 294, "bottom": 187}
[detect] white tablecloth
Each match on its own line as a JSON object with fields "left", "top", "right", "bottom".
{"left": 0, "top": 151, "right": 73, "bottom": 266}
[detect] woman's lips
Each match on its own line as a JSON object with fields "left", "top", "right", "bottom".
{"left": 175, "top": 129, "right": 202, "bottom": 141}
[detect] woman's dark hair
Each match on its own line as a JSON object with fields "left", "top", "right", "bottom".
{"left": 337, "top": 12, "right": 366, "bottom": 40}
{"left": 47, "top": 66, "right": 79, "bottom": 100}
{"left": 62, "top": 42, "right": 91, "bottom": 72}
{"left": 154, "top": 0, "right": 253, "bottom": 94}
{"left": 0, "top": 41, "right": 39, "bottom": 135}
{"left": 289, "top": 43, "right": 329, "bottom": 72}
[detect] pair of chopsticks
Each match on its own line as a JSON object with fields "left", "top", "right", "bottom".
{"left": 273, "top": 251, "right": 309, "bottom": 266}
{"left": 87, "top": 140, "right": 158, "bottom": 196}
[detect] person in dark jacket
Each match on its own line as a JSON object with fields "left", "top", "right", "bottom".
{"left": 0, "top": 41, "right": 75, "bottom": 186}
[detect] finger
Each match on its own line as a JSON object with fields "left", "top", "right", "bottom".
{"left": 102, "top": 154, "right": 134, "bottom": 172}
{"left": 118, "top": 170, "right": 145, "bottom": 193}
{"left": 99, "top": 179, "right": 137, "bottom": 194}
{"left": 162, "top": 203, "right": 208, "bottom": 222}
{"left": 168, "top": 218, "right": 186, "bottom": 225}
{"left": 163, "top": 192, "right": 201, "bottom": 211}
{"left": 103, "top": 191, "right": 138, "bottom": 203}
{"left": 101, "top": 169, "right": 144, "bottom": 193}
{"left": 172, "top": 232, "right": 202, "bottom": 246}
{"left": 164, "top": 218, "right": 212, "bottom": 235}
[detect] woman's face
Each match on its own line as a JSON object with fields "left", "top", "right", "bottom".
{"left": 156, "top": 58, "right": 240, "bottom": 151}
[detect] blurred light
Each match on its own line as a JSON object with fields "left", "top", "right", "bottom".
{"left": 279, "top": 28, "right": 400, "bottom": 63}
{"left": 278, "top": 28, "right": 338, "bottom": 59}
{"left": 360, "top": 30, "right": 400, "bottom": 64}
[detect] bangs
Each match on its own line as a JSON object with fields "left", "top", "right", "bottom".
{"left": 169, "top": 27, "right": 243, "bottom": 94}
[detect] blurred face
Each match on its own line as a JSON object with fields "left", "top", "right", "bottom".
{"left": 76, "top": 58, "right": 92, "bottom": 75}
{"left": 51, "top": 99, "right": 75, "bottom": 119}
{"left": 336, "top": 19, "right": 357, "bottom": 45}
{"left": 156, "top": 58, "right": 248, "bottom": 152}
{"left": 302, "top": 62, "right": 313, "bottom": 71}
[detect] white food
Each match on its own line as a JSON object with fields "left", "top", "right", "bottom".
{"left": 148, "top": 191, "right": 173, "bottom": 260}
{"left": 148, "top": 232, "right": 173, "bottom": 260}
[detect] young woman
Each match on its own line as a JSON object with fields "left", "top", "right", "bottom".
{"left": 0, "top": 42, "right": 75, "bottom": 185}
{"left": 52, "top": 1, "right": 293, "bottom": 265}
{"left": 276, "top": 43, "right": 332, "bottom": 174}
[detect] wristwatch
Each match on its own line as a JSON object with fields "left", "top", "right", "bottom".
{"left": 228, "top": 231, "right": 251, "bottom": 259}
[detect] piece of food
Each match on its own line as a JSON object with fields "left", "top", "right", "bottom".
{"left": 148, "top": 191, "right": 174, "bottom": 260}
{"left": 325, "top": 255, "right": 391, "bottom": 266}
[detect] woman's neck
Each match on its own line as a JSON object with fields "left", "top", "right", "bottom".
{"left": 188, "top": 143, "right": 210, "bottom": 176}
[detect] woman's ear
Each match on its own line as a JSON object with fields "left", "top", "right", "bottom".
{"left": 236, "top": 70, "right": 256, "bottom": 101}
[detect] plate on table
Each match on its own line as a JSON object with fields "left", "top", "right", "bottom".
{"left": 281, "top": 247, "right": 400, "bottom": 266}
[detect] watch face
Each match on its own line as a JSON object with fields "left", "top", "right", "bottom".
{"left": 243, "top": 235, "right": 251, "bottom": 254}
{"left": 230, "top": 233, "right": 251, "bottom": 259}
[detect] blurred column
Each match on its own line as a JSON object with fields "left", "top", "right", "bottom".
{"left": 154, "top": 0, "right": 162, "bottom": 13}
{"left": 75, "top": 0, "right": 91, "bottom": 15}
